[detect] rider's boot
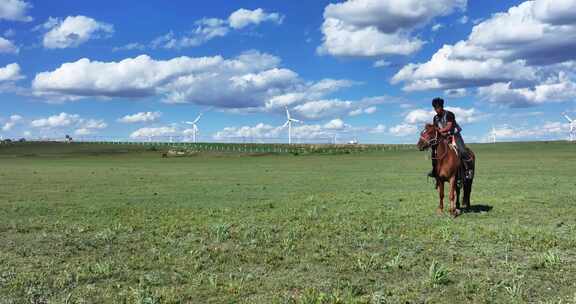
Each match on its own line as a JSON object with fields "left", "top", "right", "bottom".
{"left": 428, "top": 151, "right": 437, "bottom": 178}
{"left": 462, "top": 159, "right": 473, "bottom": 179}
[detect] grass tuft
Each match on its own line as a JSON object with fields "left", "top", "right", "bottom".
{"left": 428, "top": 260, "right": 450, "bottom": 286}
{"left": 210, "top": 223, "right": 232, "bottom": 242}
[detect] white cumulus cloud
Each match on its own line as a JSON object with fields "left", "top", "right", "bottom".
{"left": 391, "top": 44, "right": 537, "bottom": 91}
{"left": 432, "top": 24, "right": 444, "bottom": 32}
{"left": 0, "top": 37, "right": 18, "bottom": 53}
{"left": 0, "top": 0, "right": 32, "bottom": 22}
{"left": 82, "top": 119, "right": 107, "bottom": 130}
{"left": 2, "top": 122, "right": 16, "bottom": 131}
{"left": 42, "top": 15, "right": 114, "bottom": 49}
{"left": 31, "top": 49, "right": 385, "bottom": 124}
{"left": 149, "top": 8, "right": 283, "bottom": 50}
{"left": 478, "top": 72, "right": 576, "bottom": 107}
{"left": 265, "top": 78, "right": 356, "bottom": 109}
{"left": 389, "top": 124, "right": 418, "bottom": 137}
{"left": 214, "top": 123, "right": 282, "bottom": 139}
{"left": 31, "top": 50, "right": 362, "bottom": 119}
{"left": 112, "top": 42, "right": 146, "bottom": 52}
{"left": 293, "top": 97, "right": 385, "bottom": 120}
{"left": 130, "top": 126, "right": 177, "bottom": 138}
{"left": 31, "top": 112, "right": 82, "bottom": 128}
{"left": 1, "top": 114, "right": 23, "bottom": 131}
{"left": 373, "top": 60, "right": 391, "bottom": 68}
{"left": 445, "top": 88, "right": 467, "bottom": 98}
{"left": 118, "top": 111, "right": 162, "bottom": 123}
{"left": 390, "top": 106, "right": 479, "bottom": 137}
{"left": 488, "top": 121, "right": 569, "bottom": 141}
{"left": 152, "top": 19, "right": 229, "bottom": 49}
{"left": 33, "top": 54, "right": 225, "bottom": 99}
{"left": 318, "top": 0, "right": 466, "bottom": 57}
{"left": 0, "top": 63, "right": 24, "bottom": 82}
{"left": 323, "top": 118, "right": 348, "bottom": 130}
{"left": 317, "top": 17, "right": 424, "bottom": 57}
{"left": 293, "top": 99, "right": 353, "bottom": 120}
{"left": 370, "top": 124, "right": 387, "bottom": 134}
{"left": 392, "top": 0, "right": 576, "bottom": 105}
{"left": 214, "top": 118, "right": 356, "bottom": 141}
{"left": 30, "top": 113, "right": 107, "bottom": 136}
{"left": 405, "top": 107, "right": 479, "bottom": 124}
{"left": 228, "top": 8, "right": 283, "bottom": 29}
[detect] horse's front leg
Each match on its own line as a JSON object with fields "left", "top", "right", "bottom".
{"left": 449, "top": 176, "right": 461, "bottom": 218}
{"left": 437, "top": 178, "right": 444, "bottom": 216}
{"left": 455, "top": 182, "right": 461, "bottom": 210}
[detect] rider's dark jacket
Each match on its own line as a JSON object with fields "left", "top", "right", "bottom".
{"left": 433, "top": 110, "right": 469, "bottom": 159}
{"left": 433, "top": 110, "right": 462, "bottom": 135}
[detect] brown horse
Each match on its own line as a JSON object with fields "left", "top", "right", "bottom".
{"left": 417, "top": 124, "right": 475, "bottom": 217}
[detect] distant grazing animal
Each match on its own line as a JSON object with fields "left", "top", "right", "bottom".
{"left": 417, "top": 124, "right": 475, "bottom": 217}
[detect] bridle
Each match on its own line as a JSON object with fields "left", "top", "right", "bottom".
{"left": 420, "top": 127, "right": 449, "bottom": 160}
{"left": 420, "top": 127, "right": 439, "bottom": 147}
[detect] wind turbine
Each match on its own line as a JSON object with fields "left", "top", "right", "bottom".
{"left": 562, "top": 112, "right": 575, "bottom": 142}
{"left": 490, "top": 125, "right": 497, "bottom": 144}
{"left": 185, "top": 113, "right": 203, "bottom": 143}
{"left": 282, "top": 107, "right": 302, "bottom": 144}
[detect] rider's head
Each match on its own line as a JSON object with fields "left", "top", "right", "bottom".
{"left": 432, "top": 97, "right": 444, "bottom": 114}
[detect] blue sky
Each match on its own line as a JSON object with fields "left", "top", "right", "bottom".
{"left": 1, "top": 0, "right": 575, "bottom": 143}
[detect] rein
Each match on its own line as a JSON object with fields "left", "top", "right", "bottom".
{"left": 421, "top": 128, "right": 449, "bottom": 160}
{"left": 432, "top": 139, "right": 449, "bottom": 160}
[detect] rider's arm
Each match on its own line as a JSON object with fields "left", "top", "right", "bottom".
{"left": 438, "top": 111, "right": 456, "bottom": 134}
{"left": 439, "top": 122, "right": 453, "bottom": 134}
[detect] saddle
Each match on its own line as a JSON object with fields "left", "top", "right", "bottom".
{"left": 447, "top": 135, "right": 473, "bottom": 182}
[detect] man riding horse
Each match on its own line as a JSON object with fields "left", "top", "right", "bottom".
{"left": 418, "top": 98, "right": 476, "bottom": 217}
{"left": 427, "top": 97, "right": 473, "bottom": 180}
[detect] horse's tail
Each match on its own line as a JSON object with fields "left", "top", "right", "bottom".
{"left": 463, "top": 148, "right": 475, "bottom": 208}
{"left": 464, "top": 148, "right": 475, "bottom": 164}
{"left": 455, "top": 148, "right": 473, "bottom": 186}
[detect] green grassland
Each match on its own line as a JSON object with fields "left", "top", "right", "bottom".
{"left": 0, "top": 142, "right": 575, "bottom": 303}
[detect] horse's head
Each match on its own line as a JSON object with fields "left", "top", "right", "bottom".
{"left": 417, "top": 123, "right": 439, "bottom": 151}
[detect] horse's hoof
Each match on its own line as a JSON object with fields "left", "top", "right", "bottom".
{"left": 436, "top": 208, "right": 444, "bottom": 216}
{"left": 451, "top": 209, "right": 461, "bottom": 218}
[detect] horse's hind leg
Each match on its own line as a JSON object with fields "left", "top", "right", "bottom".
{"left": 463, "top": 158, "right": 475, "bottom": 209}
{"left": 437, "top": 179, "right": 444, "bottom": 216}
{"left": 463, "top": 179, "right": 473, "bottom": 209}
